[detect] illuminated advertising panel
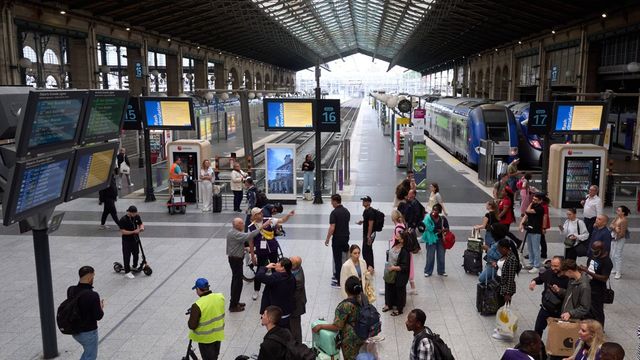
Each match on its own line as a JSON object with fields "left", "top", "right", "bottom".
{"left": 264, "top": 143, "right": 296, "bottom": 200}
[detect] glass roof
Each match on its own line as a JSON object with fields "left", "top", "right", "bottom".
{"left": 251, "top": 0, "right": 434, "bottom": 63}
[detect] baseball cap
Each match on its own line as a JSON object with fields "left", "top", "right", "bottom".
{"left": 360, "top": 196, "right": 372, "bottom": 202}
{"left": 192, "top": 278, "right": 209, "bottom": 290}
{"left": 251, "top": 207, "right": 262, "bottom": 216}
{"left": 127, "top": 205, "right": 138, "bottom": 213}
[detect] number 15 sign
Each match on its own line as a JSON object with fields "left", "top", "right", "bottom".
{"left": 316, "top": 99, "right": 341, "bottom": 132}
{"left": 527, "top": 102, "right": 553, "bottom": 136}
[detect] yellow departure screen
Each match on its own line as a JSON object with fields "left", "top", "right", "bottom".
{"left": 159, "top": 101, "right": 192, "bottom": 126}
{"left": 282, "top": 102, "right": 313, "bottom": 127}
{"left": 555, "top": 104, "right": 604, "bottom": 132}
{"left": 85, "top": 149, "right": 113, "bottom": 188}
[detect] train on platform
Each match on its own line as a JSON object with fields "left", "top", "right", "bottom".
{"left": 423, "top": 97, "right": 519, "bottom": 168}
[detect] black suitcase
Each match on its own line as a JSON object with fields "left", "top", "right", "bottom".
{"left": 476, "top": 280, "right": 500, "bottom": 315}
{"left": 463, "top": 249, "right": 482, "bottom": 274}
{"left": 212, "top": 193, "right": 222, "bottom": 213}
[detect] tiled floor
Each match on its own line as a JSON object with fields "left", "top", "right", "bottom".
{"left": 0, "top": 100, "right": 638, "bottom": 359}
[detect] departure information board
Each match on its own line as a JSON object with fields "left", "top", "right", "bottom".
{"left": 3, "top": 151, "right": 73, "bottom": 225}
{"left": 264, "top": 99, "right": 314, "bottom": 131}
{"left": 141, "top": 97, "right": 195, "bottom": 130}
{"left": 80, "top": 90, "right": 129, "bottom": 144}
{"left": 553, "top": 102, "right": 606, "bottom": 133}
{"left": 66, "top": 142, "right": 118, "bottom": 201}
{"left": 16, "top": 90, "right": 88, "bottom": 157}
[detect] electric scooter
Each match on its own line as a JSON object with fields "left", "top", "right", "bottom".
{"left": 113, "top": 234, "right": 152, "bottom": 276}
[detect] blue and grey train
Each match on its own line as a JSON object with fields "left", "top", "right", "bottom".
{"left": 507, "top": 102, "right": 543, "bottom": 169}
{"left": 423, "top": 97, "right": 519, "bottom": 167}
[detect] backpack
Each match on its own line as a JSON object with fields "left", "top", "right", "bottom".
{"left": 348, "top": 296, "right": 382, "bottom": 340}
{"left": 413, "top": 327, "right": 454, "bottom": 360}
{"left": 403, "top": 228, "right": 421, "bottom": 254}
{"left": 56, "top": 288, "right": 90, "bottom": 335}
{"left": 268, "top": 336, "right": 316, "bottom": 360}
{"left": 255, "top": 189, "right": 268, "bottom": 209}
{"left": 372, "top": 208, "right": 385, "bottom": 232}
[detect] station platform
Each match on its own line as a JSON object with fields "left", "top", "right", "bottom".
{"left": 0, "top": 99, "right": 638, "bottom": 359}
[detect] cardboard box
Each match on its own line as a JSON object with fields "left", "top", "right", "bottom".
{"left": 546, "top": 318, "right": 581, "bottom": 356}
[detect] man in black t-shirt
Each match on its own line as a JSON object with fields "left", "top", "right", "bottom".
{"left": 325, "top": 194, "right": 350, "bottom": 288}
{"left": 119, "top": 205, "right": 144, "bottom": 279}
{"left": 357, "top": 196, "right": 376, "bottom": 269}
{"left": 580, "top": 241, "right": 613, "bottom": 328}
{"left": 520, "top": 193, "right": 544, "bottom": 273}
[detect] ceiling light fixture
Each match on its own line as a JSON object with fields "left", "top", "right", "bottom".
{"left": 551, "top": 30, "right": 556, "bottom": 34}
{"left": 60, "top": 10, "right": 66, "bottom": 14}
{"left": 518, "top": 41, "right": 522, "bottom": 45}
{"left": 167, "top": 38, "right": 171, "bottom": 42}
{"left": 126, "top": 27, "right": 130, "bottom": 31}
{"left": 601, "top": 13, "right": 607, "bottom": 18}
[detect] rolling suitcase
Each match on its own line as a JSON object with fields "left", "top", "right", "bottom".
{"left": 463, "top": 249, "right": 482, "bottom": 274}
{"left": 212, "top": 193, "right": 222, "bottom": 213}
{"left": 476, "top": 279, "right": 500, "bottom": 315}
{"left": 311, "top": 319, "right": 340, "bottom": 358}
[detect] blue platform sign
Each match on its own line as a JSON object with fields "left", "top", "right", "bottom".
{"left": 551, "top": 65, "right": 558, "bottom": 82}
{"left": 135, "top": 62, "right": 143, "bottom": 79}
{"left": 316, "top": 99, "right": 341, "bottom": 132}
{"left": 528, "top": 102, "right": 553, "bottom": 136}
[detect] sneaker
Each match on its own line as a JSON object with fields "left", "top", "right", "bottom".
{"left": 124, "top": 272, "right": 135, "bottom": 279}
{"left": 331, "top": 281, "right": 340, "bottom": 289}
{"left": 378, "top": 288, "right": 385, "bottom": 295}
{"left": 331, "top": 275, "right": 336, "bottom": 281}
{"left": 524, "top": 265, "right": 533, "bottom": 270}
{"left": 524, "top": 254, "right": 529, "bottom": 259}
{"left": 252, "top": 291, "right": 259, "bottom": 300}
{"left": 614, "top": 272, "right": 621, "bottom": 280}
{"left": 424, "top": 273, "right": 432, "bottom": 277}
{"left": 439, "top": 273, "right": 448, "bottom": 277}
{"left": 98, "top": 225, "right": 108, "bottom": 230}
{"left": 528, "top": 267, "right": 539, "bottom": 274}
{"left": 492, "top": 332, "right": 507, "bottom": 340}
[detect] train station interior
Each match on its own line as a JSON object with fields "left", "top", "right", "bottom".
{"left": 1, "top": 1, "right": 640, "bottom": 359}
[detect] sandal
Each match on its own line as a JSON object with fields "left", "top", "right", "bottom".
{"left": 390, "top": 310, "right": 403, "bottom": 317}
{"left": 381, "top": 306, "right": 390, "bottom": 312}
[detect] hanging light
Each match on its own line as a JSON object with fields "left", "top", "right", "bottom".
{"left": 248, "top": 92, "right": 256, "bottom": 99}
{"left": 204, "top": 92, "right": 214, "bottom": 101}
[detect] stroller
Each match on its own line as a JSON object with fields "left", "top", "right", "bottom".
{"left": 113, "top": 234, "right": 152, "bottom": 276}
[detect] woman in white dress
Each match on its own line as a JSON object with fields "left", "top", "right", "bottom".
{"left": 199, "top": 159, "right": 214, "bottom": 212}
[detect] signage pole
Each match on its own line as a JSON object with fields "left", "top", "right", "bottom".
{"left": 239, "top": 90, "right": 254, "bottom": 170}
{"left": 141, "top": 80, "right": 155, "bottom": 201}
{"left": 313, "top": 63, "right": 323, "bottom": 204}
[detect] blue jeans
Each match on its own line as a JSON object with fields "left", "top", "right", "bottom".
{"left": 424, "top": 240, "right": 445, "bottom": 275}
{"left": 478, "top": 266, "right": 496, "bottom": 283}
{"left": 484, "top": 231, "right": 495, "bottom": 247}
{"left": 73, "top": 329, "right": 98, "bottom": 360}
{"left": 527, "top": 233, "right": 542, "bottom": 268}
{"left": 303, "top": 171, "right": 314, "bottom": 192}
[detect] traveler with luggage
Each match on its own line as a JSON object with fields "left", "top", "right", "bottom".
{"left": 422, "top": 204, "right": 448, "bottom": 277}
{"left": 474, "top": 201, "right": 500, "bottom": 280}
{"left": 383, "top": 231, "right": 411, "bottom": 316}
{"left": 529, "top": 256, "right": 568, "bottom": 336}
{"left": 200, "top": 159, "right": 214, "bottom": 212}
{"left": 495, "top": 238, "right": 519, "bottom": 308}
{"left": 98, "top": 170, "right": 119, "bottom": 230}
{"left": 312, "top": 276, "right": 366, "bottom": 360}
{"left": 406, "top": 309, "right": 435, "bottom": 360}
{"left": 188, "top": 278, "right": 225, "bottom": 360}
{"left": 116, "top": 147, "right": 133, "bottom": 189}
{"left": 62, "top": 266, "right": 104, "bottom": 360}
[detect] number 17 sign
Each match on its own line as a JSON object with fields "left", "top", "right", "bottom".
{"left": 316, "top": 99, "right": 341, "bottom": 132}
{"left": 527, "top": 102, "right": 553, "bottom": 136}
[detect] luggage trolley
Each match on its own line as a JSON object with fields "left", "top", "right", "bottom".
{"left": 168, "top": 179, "right": 187, "bottom": 215}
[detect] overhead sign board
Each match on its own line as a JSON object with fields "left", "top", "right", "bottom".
{"left": 141, "top": 97, "right": 195, "bottom": 130}
{"left": 316, "top": 99, "right": 340, "bottom": 132}
{"left": 552, "top": 102, "right": 607, "bottom": 134}
{"left": 79, "top": 90, "right": 129, "bottom": 144}
{"left": 527, "top": 102, "right": 553, "bottom": 136}
{"left": 122, "top": 96, "right": 142, "bottom": 130}
{"left": 65, "top": 142, "right": 119, "bottom": 201}
{"left": 264, "top": 98, "right": 314, "bottom": 131}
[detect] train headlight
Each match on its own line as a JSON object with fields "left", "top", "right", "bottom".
{"left": 510, "top": 147, "right": 519, "bottom": 156}
{"left": 528, "top": 139, "right": 542, "bottom": 150}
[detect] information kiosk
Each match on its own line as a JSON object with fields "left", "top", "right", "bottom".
{"left": 166, "top": 139, "right": 212, "bottom": 203}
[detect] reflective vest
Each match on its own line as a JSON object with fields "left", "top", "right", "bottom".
{"left": 169, "top": 162, "right": 183, "bottom": 182}
{"left": 189, "top": 293, "right": 225, "bottom": 344}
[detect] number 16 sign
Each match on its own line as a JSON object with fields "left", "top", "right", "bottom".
{"left": 316, "top": 99, "right": 341, "bottom": 132}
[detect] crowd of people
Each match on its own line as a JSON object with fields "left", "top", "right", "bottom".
{"left": 60, "top": 159, "right": 638, "bottom": 360}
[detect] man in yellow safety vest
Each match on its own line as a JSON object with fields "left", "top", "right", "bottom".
{"left": 188, "top": 278, "right": 225, "bottom": 360}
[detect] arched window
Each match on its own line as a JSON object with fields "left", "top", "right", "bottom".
{"left": 43, "top": 49, "right": 59, "bottom": 64}
{"left": 22, "top": 46, "right": 37, "bottom": 62}
{"left": 45, "top": 75, "right": 58, "bottom": 88}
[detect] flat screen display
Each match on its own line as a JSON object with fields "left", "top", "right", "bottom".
{"left": 66, "top": 142, "right": 118, "bottom": 201}
{"left": 80, "top": 90, "right": 129, "bottom": 144}
{"left": 3, "top": 151, "right": 73, "bottom": 225}
{"left": 16, "top": 90, "right": 89, "bottom": 157}
{"left": 264, "top": 99, "right": 314, "bottom": 131}
{"left": 553, "top": 103, "right": 606, "bottom": 133}
{"left": 264, "top": 143, "right": 296, "bottom": 200}
{"left": 141, "top": 97, "right": 195, "bottom": 130}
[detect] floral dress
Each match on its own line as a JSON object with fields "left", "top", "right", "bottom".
{"left": 334, "top": 299, "right": 364, "bottom": 360}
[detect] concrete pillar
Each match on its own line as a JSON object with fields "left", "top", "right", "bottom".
{"left": 68, "top": 34, "right": 97, "bottom": 89}
{"left": 166, "top": 52, "right": 181, "bottom": 96}
{"left": 214, "top": 63, "right": 226, "bottom": 89}
{"left": 126, "top": 46, "right": 145, "bottom": 96}
{"left": 508, "top": 49, "right": 516, "bottom": 101}
{"left": 0, "top": 3, "right": 20, "bottom": 85}
{"left": 537, "top": 42, "right": 547, "bottom": 101}
{"left": 194, "top": 57, "right": 207, "bottom": 90}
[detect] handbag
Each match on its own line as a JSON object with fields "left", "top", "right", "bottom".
{"left": 541, "top": 289, "right": 563, "bottom": 312}
{"left": 383, "top": 265, "right": 397, "bottom": 284}
{"left": 120, "top": 162, "right": 130, "bottom": 175}
{"left": 603, "top": 280, "right": 615, "bottom": 304}
{"left": 443, "top": 230, "right": 456, "bottom": 250}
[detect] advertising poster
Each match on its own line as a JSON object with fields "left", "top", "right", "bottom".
{"left": 412, "top": 143, "right": 428, "bottom": 190}
{"left": 265, "top": 143, "right": 296, "bottom": 201}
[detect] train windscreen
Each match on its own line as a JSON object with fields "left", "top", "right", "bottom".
{"left": 483, "top": 110, "right": 509, "bottom": 141}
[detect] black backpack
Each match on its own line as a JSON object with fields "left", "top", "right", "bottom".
{"left": 372, "top": 208, "right": 385, "bottom": 232}
{"left": 56, "top": 288, "right": 90, "bottom": 335}
{"left": 255, "top": 189, "right": 269, "bottom": 209}
{"left": 414, "top": 327, "right": 454, "bottom": 360}
{"left": 403, "top": 228, "right": 421, "bottom": 254}
{"left": 268, "top": 336, "right": 316, "bottom": 360}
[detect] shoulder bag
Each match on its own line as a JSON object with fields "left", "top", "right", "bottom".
{"left": 603, "top": 279, "right": 615, "bottom": 304}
